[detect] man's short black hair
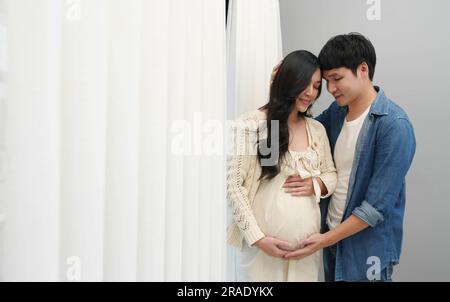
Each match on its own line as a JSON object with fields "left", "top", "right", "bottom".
{"left": 319, "top": 33, "right": 377, "bottom": 81}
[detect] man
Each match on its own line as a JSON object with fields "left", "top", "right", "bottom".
{"left": 282, "top": 33, "right": 416, "bottom": 281}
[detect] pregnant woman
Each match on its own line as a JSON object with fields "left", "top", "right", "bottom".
{"left": 227, "top": 50, "right": 337, "bottom": 281}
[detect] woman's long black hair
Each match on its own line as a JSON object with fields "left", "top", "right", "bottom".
{"left": 257, "top": 50, "right": 322, "bottom": 181}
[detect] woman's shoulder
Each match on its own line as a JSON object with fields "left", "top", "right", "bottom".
{"left": 235, "top": 109, "right": 267, "bottom": 132}
{"left": 237, "top": 109, "right": 267, "bottom": 122}
{"left": 305, "top": 116, "right": 326, "bottom": 133}
{"left": 305, "top": 117, "right": 330, "bottom": 146}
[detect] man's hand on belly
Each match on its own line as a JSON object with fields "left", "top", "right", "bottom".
{"left": 283, "top": 215, "right": 370, "bottom": 260}
{"left": 283, "top": 233, "right": 325, "bottom": 260}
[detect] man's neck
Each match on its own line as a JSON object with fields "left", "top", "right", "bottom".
{"left": 347, "top": 86, "right": 378, "bottom": 121}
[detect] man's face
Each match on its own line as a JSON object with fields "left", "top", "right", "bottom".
{"left": 323, "top": 67, "right": 364, "bottom": 107}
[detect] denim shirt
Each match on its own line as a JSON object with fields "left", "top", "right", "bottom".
{"left": 316, "top": 87, "right": 416, "bottom": 281}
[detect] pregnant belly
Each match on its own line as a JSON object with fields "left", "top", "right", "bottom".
{"left": 253, "top": 179, "right": 320, "bottom": 249}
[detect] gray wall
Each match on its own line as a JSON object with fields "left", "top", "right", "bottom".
{"left": 280, "top": 0, "right": 450, "bottom": 281}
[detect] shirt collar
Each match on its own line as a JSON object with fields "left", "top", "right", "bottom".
{"left": 369, "top": 86, "right": 389, "bottom": 116}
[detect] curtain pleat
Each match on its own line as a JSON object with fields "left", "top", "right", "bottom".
{"left": 0, "top": 0, "right": 226, "bottom": 282}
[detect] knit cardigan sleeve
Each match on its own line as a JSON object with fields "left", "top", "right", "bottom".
{"left": 226, "top": 113, "right": 265, "bottom": 246}
{"left": 316, "top": 121, "right": 337, "bottom": 198}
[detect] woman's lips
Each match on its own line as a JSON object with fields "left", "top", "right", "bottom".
{"left": 299, "top": 99, "right": 312, "bottom": 107}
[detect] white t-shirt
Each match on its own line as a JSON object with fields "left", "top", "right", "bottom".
{"left": 326, "top": 106, "right": 371, "bottom": 229}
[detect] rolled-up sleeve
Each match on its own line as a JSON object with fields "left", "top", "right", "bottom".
{"left": 353, "top": 200, "right": 384, "bottom": 227}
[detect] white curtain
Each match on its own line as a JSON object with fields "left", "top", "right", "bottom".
{"left": 0, "top": 0, "right": 5, "bottom": 282}
{"left": 227, "top": 0, "right": 283, "bottom": 119}
{"left": 225, "top": 0, "right": 283, "bottom": 281}
{"left": 0, "top": 0, "right": 226, "bottom": 281}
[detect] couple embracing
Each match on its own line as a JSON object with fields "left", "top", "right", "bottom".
{"left": 226, "top": 33, "right": 416, "bottom": 282}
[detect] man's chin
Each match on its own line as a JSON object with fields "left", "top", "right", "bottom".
{"left": 335, "top": 98, "right": 348, "bottom": 106}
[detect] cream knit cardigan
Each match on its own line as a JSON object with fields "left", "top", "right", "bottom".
{"left": 226, "top": 110, "right": 337, "bottom": 249}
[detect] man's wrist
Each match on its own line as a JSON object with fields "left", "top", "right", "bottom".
{"left": 322, "top": 231, "right": 336, "bottom": 248}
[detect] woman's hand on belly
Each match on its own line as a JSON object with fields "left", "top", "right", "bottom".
{"left": 254, "top": 236, "right": 294, "bottom": 258}
{"left": 283, "top": 175, "right": 314, "bottom": 196}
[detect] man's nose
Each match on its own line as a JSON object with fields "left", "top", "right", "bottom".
{"left": 327, "top": 82, "right": 336, "bottom": 94}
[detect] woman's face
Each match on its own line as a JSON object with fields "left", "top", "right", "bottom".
{"left": 294, "top": 68, "right": 321, "bottom": 113}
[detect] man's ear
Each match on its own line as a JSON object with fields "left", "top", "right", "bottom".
{"left": 358, "top": 62, "right": 370, "bottom": 79}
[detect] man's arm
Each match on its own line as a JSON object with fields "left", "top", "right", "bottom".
{"left": 350, "top": 118, "right": 416, "bottom": 227}
{"left": 285, "top": 117, "right": 416, "bottom": 259}
{"left": 283, "top": 215, "right": 368, "bottom": 259}
{"left": 324, "top": 215, "right": 369, "bottom": 246}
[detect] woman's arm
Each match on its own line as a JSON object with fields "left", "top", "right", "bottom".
{"left": 316, "top": 124, "right": 337, "bottom": 198}
{"left": 227, "top": 115, "right": 292, "bottom": 256}
{"left": 227, "top": 121, "right": 265, "bottom": 246}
